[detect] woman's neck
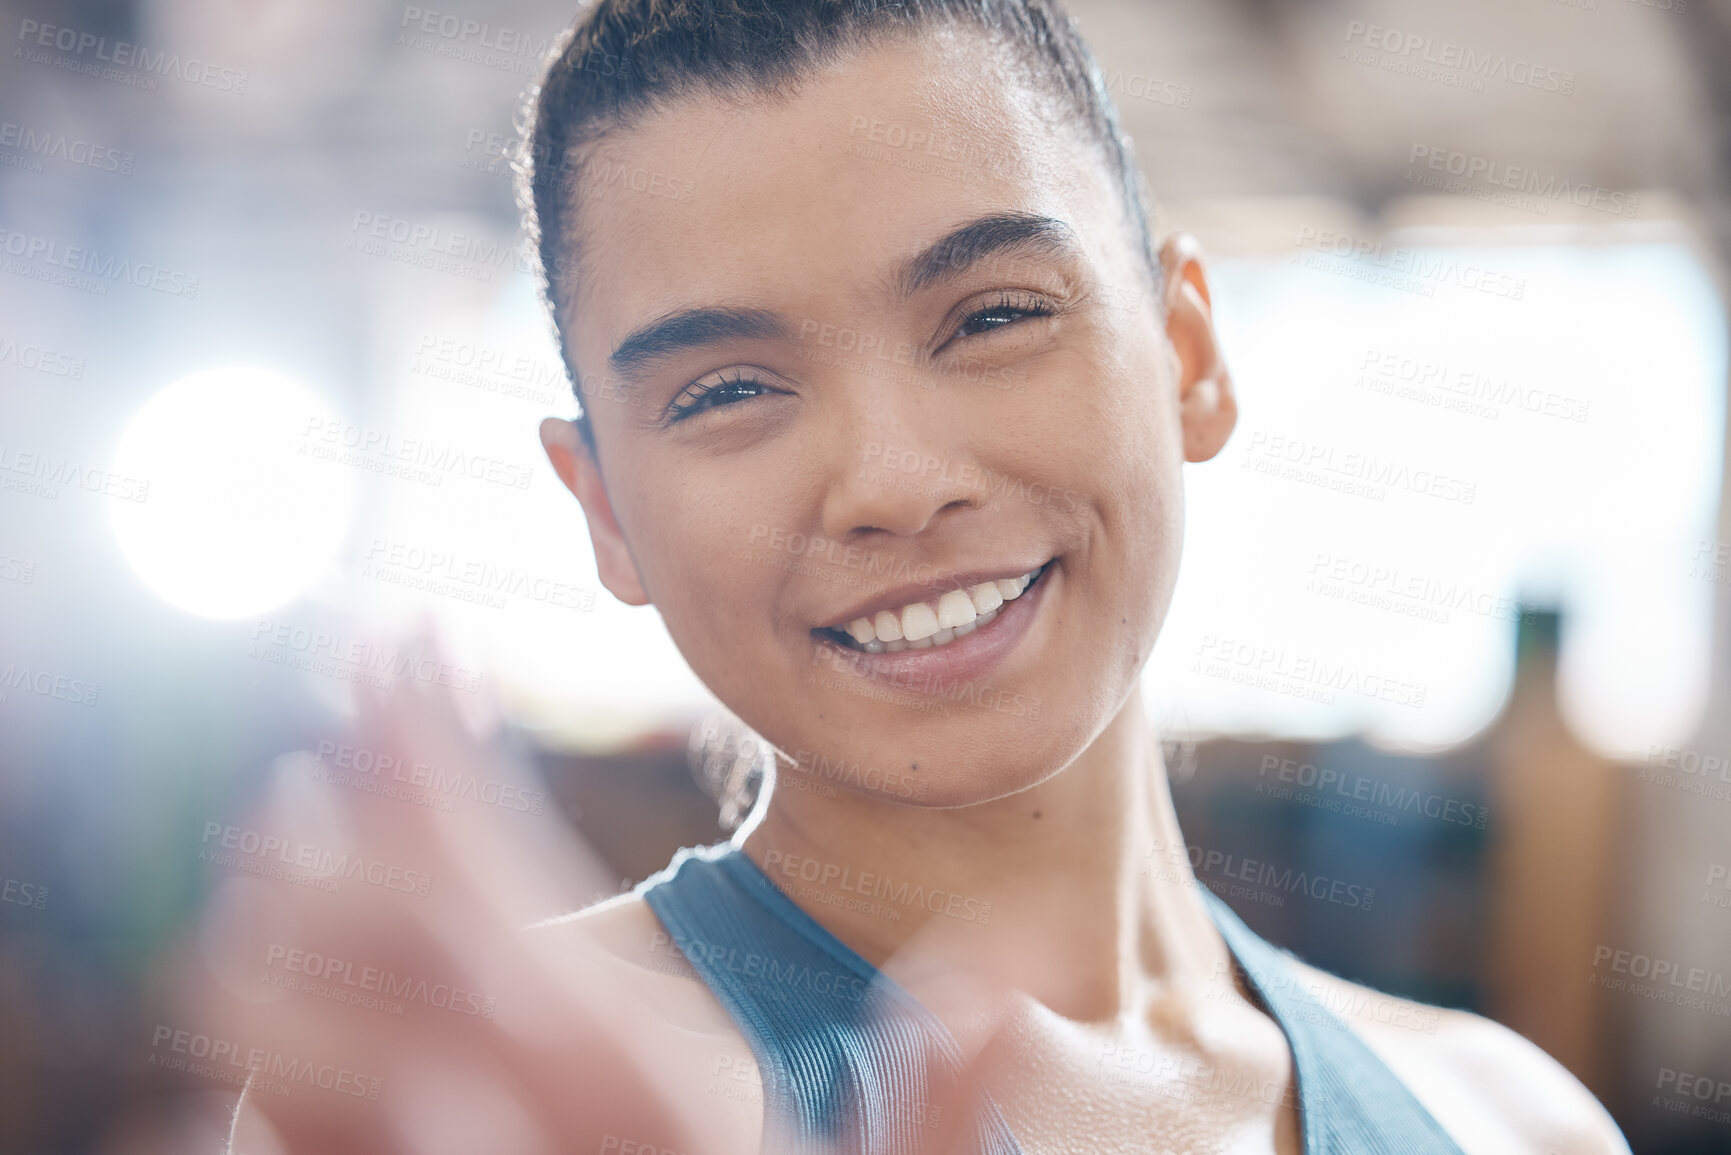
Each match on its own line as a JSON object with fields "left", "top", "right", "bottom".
{"left": 736, "top": 690, "right": 1231, "bottom": 1024}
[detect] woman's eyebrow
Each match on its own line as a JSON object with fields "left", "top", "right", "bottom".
{"left": 608, "top": 306, "right": 791, "bottom": 379}
{"left": 893, "top": 212, "right": 1081, "bottom": 298}
{"left": 604, "top": 214, "right": 1077, "bottom": 382}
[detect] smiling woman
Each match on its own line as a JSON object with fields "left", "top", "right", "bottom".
{"left": 229, "top": 0, "right": 1631, "bottom": 1152}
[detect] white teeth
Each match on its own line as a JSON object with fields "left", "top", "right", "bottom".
{"left": 901, "top": 601, "right": 941, "bottom": 642}
{"left": 970, "top": 582, "right": 1004, "bottom": 614}
{"left": 936, "top": 589, "right": 977, "bottom": 629}
{"left": 825, "top": 566, "right": 1042, "bottom": 652}
{"left": 872, "top": 609, "right": 903, "bottom": 642}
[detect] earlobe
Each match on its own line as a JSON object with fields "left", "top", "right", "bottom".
{"left": 538, "top": 417, "right": 652, "bottom": 607}
{"left": 1158, "top": 234, "right": 1238, "bottom": 463}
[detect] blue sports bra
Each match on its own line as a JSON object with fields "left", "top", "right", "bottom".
{"left": 640, "top": 842, "right": 1467, "bottom": 1153}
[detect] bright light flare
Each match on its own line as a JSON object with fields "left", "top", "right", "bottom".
{"left": 110, "top": 366, "right": 354, "bottom": 619}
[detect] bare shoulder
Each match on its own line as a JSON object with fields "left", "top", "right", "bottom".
{"left": 532, "top": 890, "right": 760, "bottom": 1040}
{"left": 1289, "top": 960, "right": 1630, "bottom": 1155}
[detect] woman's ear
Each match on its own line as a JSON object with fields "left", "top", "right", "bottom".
{"left": 539, "top": 417, "right": 651, "bottom": 606}
{"left": 1158, "top": 233, "right": 1238, "bottom": 463}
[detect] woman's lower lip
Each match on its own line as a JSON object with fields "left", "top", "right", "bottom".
{"left": 809, "top": 563, "right": 1052, "bottom": 690}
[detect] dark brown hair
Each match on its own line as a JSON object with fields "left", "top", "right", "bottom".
{"left": 518, "top": 0, "right": 1157, "bottom": 448}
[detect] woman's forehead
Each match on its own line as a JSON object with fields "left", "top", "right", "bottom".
{"left": 562, "top": 34, "right": 1114, "bottom": 349}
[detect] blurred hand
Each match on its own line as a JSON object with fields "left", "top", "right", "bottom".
{"left": 177, "top": 646, "right": 714, "bottom": 1155}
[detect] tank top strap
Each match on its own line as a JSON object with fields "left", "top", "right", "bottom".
{"left": 639, "top": 843, "right": 1025, "bottom": 1155}
{"left": 641, "top": 843, "right": 1465, "bottom": 1154}
{"left": 1196, "top": 887, "right": 1467, "bottom": 1154}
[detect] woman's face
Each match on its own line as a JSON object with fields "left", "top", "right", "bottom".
{"left": 546, "top": 28, "right": 1232, "bottom": 807}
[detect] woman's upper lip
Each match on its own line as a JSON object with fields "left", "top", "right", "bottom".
{"left": 812, "top": 561, "right": 1049, "bottom": 631}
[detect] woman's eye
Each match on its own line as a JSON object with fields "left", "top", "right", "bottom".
{"left": 667, "top": 373, "right": 772, "bottom": 422}
{"left": 953, "top": 293, "right": 1055, "bottom": 340}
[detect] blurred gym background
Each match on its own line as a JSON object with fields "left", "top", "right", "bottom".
{"left": 1, "top": 0, "right": 1729, "bottom": 1150}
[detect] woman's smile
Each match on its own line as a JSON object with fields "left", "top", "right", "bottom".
{"left": 808, "top": 559, "right": 1055, "bottom": 688}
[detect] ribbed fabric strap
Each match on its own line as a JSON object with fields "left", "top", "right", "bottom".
{"left": 1197, "top": 887, "right": 1466, "bottom": 1154}
{"left": 641, "top": 844, "right": 1464, "bottom": 1154}
{"left": 641, "top": 843, "right": 1023, "bottom": 1154}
